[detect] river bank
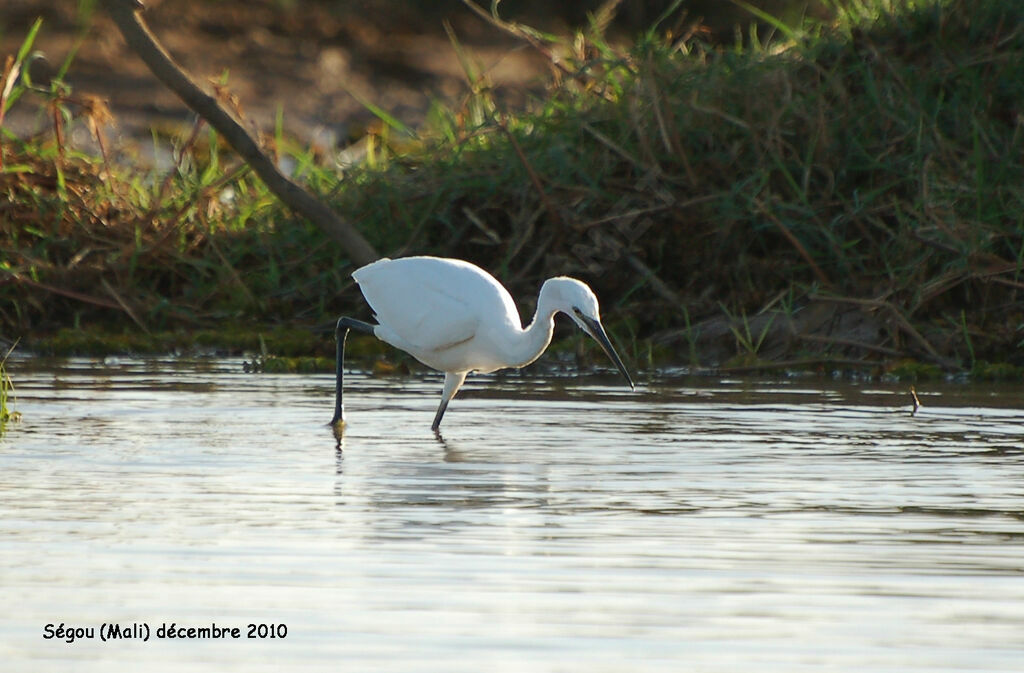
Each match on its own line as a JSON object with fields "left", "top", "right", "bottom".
{"left": 1, "top": 0, "right": 1022, "bottom": 380}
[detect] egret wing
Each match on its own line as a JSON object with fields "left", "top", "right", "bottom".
{"left": 354, "top": 258, "right": 483, "bottom": 353}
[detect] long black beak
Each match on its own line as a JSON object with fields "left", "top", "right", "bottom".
{"left": 578, "top": 314, "right": 635, "bottom": 390}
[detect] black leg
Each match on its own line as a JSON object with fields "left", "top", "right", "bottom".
{"left": 431, "top": 400, "right": 449, "bottom": 433}
{"left": 330, "top": 317, "right": 377, "bottom": 426}
{"left": 431, "top": 371, "right": 468, "bottom": 432}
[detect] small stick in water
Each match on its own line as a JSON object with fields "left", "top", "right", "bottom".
{"left": 909, "top": 385, "right": 922, "bottom": 416}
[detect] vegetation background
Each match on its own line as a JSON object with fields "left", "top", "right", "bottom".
{"left": 0, "top": 0, "right": 1021, "bottom": 380}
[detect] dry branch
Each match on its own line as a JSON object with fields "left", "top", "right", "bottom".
{"left": 101, "top": 0, "right": 379, "bottom": 267}
{"left": 809, "top": 294, "right": 956, "bottom": 368}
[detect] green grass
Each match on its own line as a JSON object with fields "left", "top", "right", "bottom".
{"left": 1, "top": 0, "right": 1023, "bottom": 375}
{"left": 321, "top": 0, "right": 1024, "bottom": 369}
{"left": 0, "top": 340, "right": 20, "bottom": 428}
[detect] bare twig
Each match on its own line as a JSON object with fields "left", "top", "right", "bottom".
{"left": 577, "top": 193, "right": 723, "bottom": 229}
{"left": 756, "top": 198, "right": 831, "bottom": 286}
{"left": 716, "top": 357, "right": 874, "bottom": 375}
{"left": 581, "top": 121, "right": 655, "bottom": 175}
{"left": 498, "top": 122, "right": 562, "bottom": 227}
{"left": 459, "top": 0, "right": 603, "bottom": 94}
{"left": 624, "top": 252, "right": 689, "bottom": 317}
{"left": 5, "top": 271, "right": 122, "bottom": 310}
{"left": 809, "top": 294, "right": 955, "bottom": 368}
{"left": 795, "top": 332, "right": 903, "bottom": 356}
{"left": 101, "top": 278, "right": 149, "bottom": 334}
{"left": 462, "top": 206, "right": 501, "bottom": 244}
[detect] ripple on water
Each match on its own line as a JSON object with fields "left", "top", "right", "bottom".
{"left": 1, "top": 359, "right": 1023, "bottom": 672}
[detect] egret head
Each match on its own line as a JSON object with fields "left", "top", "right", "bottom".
{"left": 541, "top": 277, "right": 635, "bottom": 390}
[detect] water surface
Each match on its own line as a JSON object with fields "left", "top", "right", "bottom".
{"left": 2, "top": 358, "right": 1023, "bottom": 672}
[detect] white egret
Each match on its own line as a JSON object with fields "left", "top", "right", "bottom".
{"left": 331, "top": 256, "right": 634, "bottom": 431}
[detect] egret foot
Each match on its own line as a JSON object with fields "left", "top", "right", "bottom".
{"left": 330, "top": 418, "right": 346, "bottom": 446}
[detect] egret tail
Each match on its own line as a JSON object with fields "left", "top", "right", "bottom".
{"left": 331, "top": 317, "right": 376, "bottom": 426}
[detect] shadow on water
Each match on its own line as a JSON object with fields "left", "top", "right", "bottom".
{"left": 3, "top": 356, "right": 1024, "bottom": 672}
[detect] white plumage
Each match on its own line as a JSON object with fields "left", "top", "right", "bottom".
{"left": 331, "top": 256, "right": 633, "bottom": 432}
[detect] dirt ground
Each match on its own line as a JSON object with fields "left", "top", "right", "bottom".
{"left": 1, "top": 0, "right": 551, "bottom": 154}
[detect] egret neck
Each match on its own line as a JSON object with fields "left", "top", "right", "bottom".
{"left": 501, "top": 282, "right": 563, "bottom": 370}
